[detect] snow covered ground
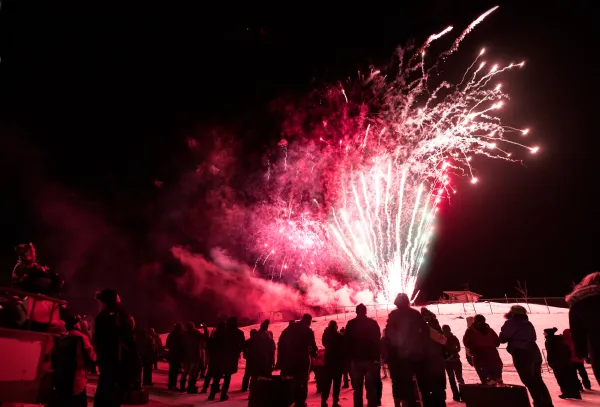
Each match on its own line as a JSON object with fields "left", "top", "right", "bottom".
{"left": 139, "top": 302, "right": 598, "bottom": 406}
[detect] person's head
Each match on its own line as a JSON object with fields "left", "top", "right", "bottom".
{"left": 356, "top": 303, "right": 367, "bottom": 316}
{"left": 544, "top": 327, "right": 558, "bottom": 337}
{"left": 474, "top": 314, "right": 486, "bottom": 325}
{"left": 301, "top": 313, "right": 312, "bottom": 326}
{"left": 186, "top": 322, "right": 196, "bottom": 331}
{"left": 328, "top": 320, "right": 338, "bottom": 332}
{"left": 65, "top": 314, "right": 81, "bottom": 331}
{"left": 288, "top": 320, "right": 295, "bottom": 326}
{"left": 442, "top": 325, "right": 451, "bottom": 335}
{"left": 174, "top": 323, "right": 183, "bottom": 332}
{"left": 504, "top": 305, "right": 528, "bottom": 320}
{"left": 421, "top": 307, "right": 436, "bottom": 321}
{"left": 16, "top": 242, "right": 36, "bottom": 263}
{"left": 96, "top": 288, "right": 120, "bottom": 306}
{"left": 394, "top": 293, "right": 410, "bottom": 309}
{"left": 260, "top": 319, "right": 270, "bottom": 331}
{"left": 340, "top": 327, "right": 346, "bottom": 335}
{"left": 575, "top": 272, "right": 600, "bottom": 289}
{"left": 563, "top": 328, "right": 571, "bottom": 338}
{"left": 227, "top": 316, "right": 238, "bottom": 329}
{"left": 250, "top": 328, "right": 257, "bottom": 337}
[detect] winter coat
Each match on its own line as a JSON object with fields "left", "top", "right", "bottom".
{"left": 247, "top": 330, "right": 275, "bottom": 376}
{"left": 322, "top": 327, "right": 345, "bottom": 371}
{"left": 562, "top": 329, "right": 584, "bottom": 363}
{"left": 384, "top": 306, "right": 431, "bottom": 361}
{"left": 93, "top": 304, "right": 136, "bottom": 368}
{"left": 278, "top": 322, "right": 317, "bottom": 373}
{"left": 212, "top": 326, "right": 245, "bottom": 375}
{"left": 566, "top": 284, "right": 600, "bottom": 361}
{"left": 183, "top": 327, "right": 206, "bottom": 362}
{"left": 345, "top": 315, "right": 381, "bottom": 361}
{"left": 545, "top": 334, "right": 572, "bottom": 367}
{"left": 138, "top": 333, "right": 157, "bottom": 363}
{"left": 444, "top": 333, "right": 461, "bottom": 361}
{"left": 55, "top": 329, "right": 96, "bottom": 397}
{"left": 166, "top": 329, "right": 185, "bottom": 362}
{"left": 463, "top": 323, "right": 503, "bottom": 374}
{"left": 499, "top": 314, "right": 538, "bottom": 354}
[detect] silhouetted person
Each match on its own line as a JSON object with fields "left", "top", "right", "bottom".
{"left": 563, "top": 328, "right": 592, "bottom": 390}
{"left": 384, "top": 293, "right": 446, "bottom": 407}
{"left": 345, "top": 303, "right": 381, "bottom": 407}
{"left": 201, "top": 322, "right": 224, "bottom": 394}
{"left": 166, "top": 323, "right": 184, "bottom": 391}
{"left": 137, "top": 329, "right": 155, "bottom": 386}
{"left": 544, "top": 327, "right": 581, "bottom": 399}
{"left": 322, "top": 320, "right": 344, "bottom": 407}
{"left": 148, "top": 328, "right": 162, "bottom": 370}
{"left": 209, "top": 317, "right": 245, "bottom": 401}
{"left": 500, "top": 305, "right": 553, "bottom": 407}
{"left": 247, "top": 320, "right": 275, "bottom": 393}
{"left": 242, "top": 328, "right": 257, "bottom": 392}
{"left": 340, "top": 327, "right": 351, "bottom": 389}
{"left": 463, "top": 315, "right": 503, "bottom": 385}
{"left": 567, "top": 271, "right": 600, "bottom": 386}
{"left": 180, "top": 322, "right": 206, "bottom": 393}
{"left": 442, "top": 325, "right": 464, "bottom": 402}
{"left": 276, "top": 320, "right": 295, "bottom": 370}
{"left": 93, "top": 289, "right": 136, "bottom": 407}
{"left": 279, "top": 314, "right": 317, "bottom": 407}
{"left": 52, "top": 315, "right": 96, "bottom": 407}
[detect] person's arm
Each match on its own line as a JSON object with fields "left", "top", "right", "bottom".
{"left": 455, "top": 336, "right": 461, "bottom": 353}
{"left": 499, "top": 322, "right": 509, "bottom": 344}
{"left": 310, "top": 330, "right": 318, "bottom": 358}
{"left": 490, "top": 328, "right": 501, "bottom": 347}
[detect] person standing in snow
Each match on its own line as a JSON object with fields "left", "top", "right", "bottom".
{"left": 442, "top": 325, "right": 464, "bottom": 402}
{"left": 563, "top": 328, "right": 592, "bottom": 390}
{"left": 500, "top": 305, "right": 553, "bottom": 407}
{"left": 322, "top": 321, "right": 345, "bottom": 407}
{"left": 166, "top": 323, "right": 185, "bottom": 391}
{"left": 463, "top": 315, "right": 503, "bottom": 385}
{"left": 566, "top": 271, "right": 600, "bottom": 386}
{"left": 345, "top": 304, "right": 381, "bottom": 407}
{"left": 544, "top": 327, "right": 581, "bottom": 399}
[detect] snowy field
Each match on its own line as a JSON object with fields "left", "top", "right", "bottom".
{"left": 136, "top": 303, "right": 598, "bottom": 406}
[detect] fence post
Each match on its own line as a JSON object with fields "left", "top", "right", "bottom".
{"left": 462, "top": 302, "right": 467, "bottom": 315}
{"left": 471, "top": 301, "right": 476, "bottom": 314}
{"left": 488, "top": 301, "right": 493, "bottom": 314}
{"left": 436, "top": 303, "right": 440, "bottom": 315}
{"left": 544, "top": 297, "right": 551, "bottom": 314}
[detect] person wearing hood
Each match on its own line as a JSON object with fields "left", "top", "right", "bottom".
{"left": 500, "top": 305, "right": 553, "bottom": 407}
{"left": 463, "top": 314, "right": 503, "bottom": 385}
{"left": 442, "top": 325, "right": 464, "bottom": 402}
{"left": 566, "top": 271, "right": 600, "bottom": 385}
{"left": 322, "top": 321, "right": 345, "bottom": 407}
{"left": 544, "top": 327, "right": 581, "bottom": 399}
{"left": 563, "top": 328, "right": 592, "bottom": 390}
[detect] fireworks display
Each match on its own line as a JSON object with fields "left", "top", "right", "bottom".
{"left": 249, "top": 6, "right": 537, "bottom": 302}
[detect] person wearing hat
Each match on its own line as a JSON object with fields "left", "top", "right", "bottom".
{"left": 500, "top": 305, "right": 553, "bottom": 407}
{"left": 544, "top": 327, "right": 581, "bottom": 399}
{"left": 463, "top": 314, "right": 503, "bottom": 386}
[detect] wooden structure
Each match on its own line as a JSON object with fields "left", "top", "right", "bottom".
{"left": 442, "top": 290, "right": 482, "bottom": 303}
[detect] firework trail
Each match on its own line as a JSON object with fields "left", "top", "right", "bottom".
{"left": 252, "top": 6, "right": 537, "bottom": 302}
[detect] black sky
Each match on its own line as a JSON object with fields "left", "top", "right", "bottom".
{"left": 0, "top": 1, "right": 597, "bottom": 325}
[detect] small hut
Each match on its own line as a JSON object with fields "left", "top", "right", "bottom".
{"left": 442, "top": 290, "right": 482, "bottom": 303}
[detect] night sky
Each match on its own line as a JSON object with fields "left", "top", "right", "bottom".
{"left": 0, "top": 1, "right": 596, "bottom": 329}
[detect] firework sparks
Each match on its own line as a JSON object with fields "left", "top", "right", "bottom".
{"left": 251, "top": 6, "right": 537, "bottom": 303}
{"left": 326, "top": 6, "right": 535, "bottom": 302}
